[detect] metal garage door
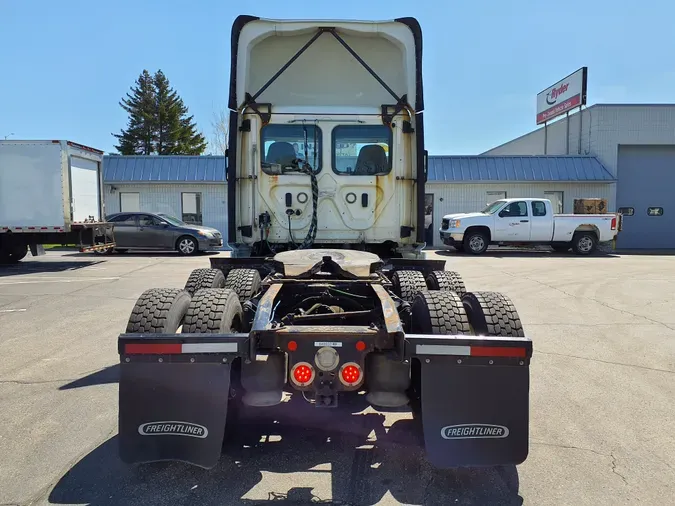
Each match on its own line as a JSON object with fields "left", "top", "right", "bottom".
{"left": 616, "top": 145, "right": 674, "bottom": 249}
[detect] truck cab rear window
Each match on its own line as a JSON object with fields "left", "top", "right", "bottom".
{"left": 261, "top": 124, "right": 322, "bottom": 174}
{"left": 332, "top": 125, "right": 392, "bottom": 176}
{"left": 531, "top": 201, "right": 547, "bottom": 216}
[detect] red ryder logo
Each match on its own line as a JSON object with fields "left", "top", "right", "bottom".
{"left": 546, "top": 83, "right": 569, "bottom": 105}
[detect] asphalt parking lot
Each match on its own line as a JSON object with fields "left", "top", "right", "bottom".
{"left": 0, "top": 248, "right": 674, "bottom": 506}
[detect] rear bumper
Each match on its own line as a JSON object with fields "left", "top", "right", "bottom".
{"left": 117, "top": 330, "right": 532, "bottom": 469}
{"left": 439, "top": 231, "right": 464, "bottom": 246}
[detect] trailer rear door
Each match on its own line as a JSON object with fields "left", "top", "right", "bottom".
{"left": 70, "top": 156, "right": 101, "bottom": 222}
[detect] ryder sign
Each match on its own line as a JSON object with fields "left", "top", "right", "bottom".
{"left": 536, "top": 67, "right": 587, "bottom": 124}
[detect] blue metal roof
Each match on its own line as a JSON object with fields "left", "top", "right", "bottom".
{"left": 103, "top": 155, "right": 226, "bottom": 182}
{"left": 427, "top": 156, "right": 615, "bottom": 183}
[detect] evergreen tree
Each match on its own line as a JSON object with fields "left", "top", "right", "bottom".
{"left": 113, "top": 70, "right": 156, "bottom": 155}
{"left": 113, "top": 69, "right": 206, "bottom": 155}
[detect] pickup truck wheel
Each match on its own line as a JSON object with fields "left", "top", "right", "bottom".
{"left": 182, "top": 288, "right": 243, "bottom": 333}
{"left": 392, "top": 270, "right": 427, "bottom": 302}
{"left": 461, "top": 291, "right": 524, "bottom": 337}
{"left": 572, "top": 232, "right": 597, "bottom": 255}
{"left": 184, "top": 268, "right": 226, "bottom": 296}
{"left": 426, "top": 270, "right": 466, "bottom": 296}
{"left": 126, "top": 288, "right": 191, "bottom": 333}
{"left": 224, "top": 268, "right": 262, "bottom": 302}
{"left": 464, "top": 231, "right": 489, "bottom": 255}
{"left": 410, "top": 290, "right": 470, "bottom": 335}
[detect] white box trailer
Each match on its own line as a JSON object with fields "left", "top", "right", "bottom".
{"left": 0, "top": 140, "right": 114, "bottom": 263}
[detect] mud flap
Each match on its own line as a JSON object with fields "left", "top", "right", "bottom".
{"left": 119, "top": 361, "right": 231, "bottom": 469}
{"left": 406, "top": 334, "right": 532, "bottom": 468}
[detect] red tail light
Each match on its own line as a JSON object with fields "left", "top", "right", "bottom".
{"left": 339, "top": 362, "right": 363, "bottom": 387}
{"left": 290, "top": 362, "right": 315, "bottom": 386}
{"left": 611, "top": 217, "right": 617, "bottom": 230}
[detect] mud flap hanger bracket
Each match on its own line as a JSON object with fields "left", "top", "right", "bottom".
{"left": 240, "top": 26, "right": 410, "bottom": 126}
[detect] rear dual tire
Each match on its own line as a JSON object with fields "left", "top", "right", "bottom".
{"left": 224, "top": 268, "right": 262, "bottom": 302}
{"left": 409, "top": 290, "right": 523, "bottom": 338}
{"left": 126, "top": 288, "right": 191, "bottom": 333}
{"left": 393, "top": 270, "right": 467, "bottom": 301}
{"left": 426, "top": 270, "right": 466, "bottom": 296}
{"left": 184, "top": 268, "right": 226, "bottom": 296}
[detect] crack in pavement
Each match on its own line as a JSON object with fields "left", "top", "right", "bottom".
{"left": 531, "top": 442, "right": 628, "bottom": 486}
{"left": 535, "top": 350, "right": 674, "bottom": 374}
{"left": 610, "top": 452, "right": 629, "bottom": 486}
{"left": 499, "top": 269, "right": 673, "bottom": 329}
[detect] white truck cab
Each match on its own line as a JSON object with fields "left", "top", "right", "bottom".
{"left": 226, "top": 16, "right": 426, "bottom": 258}
{"left": 440, "top": 198, "right": 621, "bottom": 255}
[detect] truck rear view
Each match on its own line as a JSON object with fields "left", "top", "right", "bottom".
{"left": 227, "top": 16, "right": 427, "bottom": 257}
{"left": 0, "top": 140, "right": 114, "bottom": 263}
{"left": 116, "top": 16, "right": 533, "bottom": 473}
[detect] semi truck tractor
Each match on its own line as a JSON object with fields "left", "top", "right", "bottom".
{"left": 117, "top": 16, "right": 533, "bottom": 470}
{"left": 0, "top": 140, "right": 114, "bottom": 263}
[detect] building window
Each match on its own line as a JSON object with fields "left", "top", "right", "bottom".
{"left": 119, "top": 192, "right": 140, "bottom": 212}
{"left": 332, "top": 125, "right": 392, "bottom": 175}
{"left": 181, "top": 192, "right": 202, "bottom": 225}
{"left": 647, "top": 207, "right": 664, "bottom": 217}
{"left": 544, "top": 191, "right": 564, "bottom": 214}
{"left": 261, "top": 124, "right": 322, "bottom": 174}
{"left": 618, "top": 207, "right": 634, "bottom": 216}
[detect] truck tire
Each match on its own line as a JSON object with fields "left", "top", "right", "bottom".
{"left": 176, "top": 235, "right": 199, "bottom": 256}
{"left": 184, "top": 268, "right": 226, "bottom": 296}
{"left": 224, "top": 268, "right": 262, "bottom": 302}
{"left": 391, "top": 270, "right": 427, "bottom": 303}
{"left": 410, "top": 290, "right": 470, "bottom": 335}
{"left": 463, "top": 230, "right": 489, "bottom": 255}
{"left": 425, "top": 270, "right": 466, "bottom": 296}
{"left": 0, "top": 244, "right": 28, "bottom": 264}
{"left": 126, "top": 288, "right": 191, "bottom": 333}
{"left": 461, "top": 291, "right": 524, "bottom": 337}
{"left": 572, "top": 232, "right": 597, "bottom": 255}
{"left": 182, "top": 288, "right": 244, "bottom": 333}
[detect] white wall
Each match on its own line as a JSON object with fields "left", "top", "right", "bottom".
{"left": 103, "top": 183, "right": 227, "bottom": 240}
{"left": 427, "top": 182, "right": 614, "bottom": 247}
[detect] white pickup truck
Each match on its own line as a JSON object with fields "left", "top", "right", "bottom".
{"left": 439, "top": 198, "right": 621, "bottom": 255}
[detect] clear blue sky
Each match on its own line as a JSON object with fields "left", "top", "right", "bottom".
{"left": 1, "top": 0, "right": 673, "bottom": 155}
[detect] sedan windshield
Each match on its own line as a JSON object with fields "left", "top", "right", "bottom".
{"left": 158, "top": 214, "right": 186, "bottom": 227}
{"left": 481, "top": 200, "right": 506, "bottom": 214}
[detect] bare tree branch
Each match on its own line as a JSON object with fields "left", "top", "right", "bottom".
{"left": 209, "top": 110, "right": 229, "bottom": 155}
